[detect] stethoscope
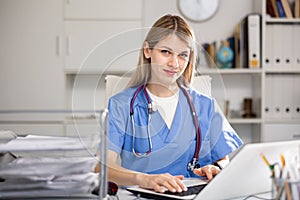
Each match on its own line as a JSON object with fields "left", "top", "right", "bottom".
{"left": 130, "top": 84, "right": 202, "bottom": 171}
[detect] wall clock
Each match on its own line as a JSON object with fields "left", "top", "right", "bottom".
{"left": 177, "top": 0, "right": 219, "bottom": 22}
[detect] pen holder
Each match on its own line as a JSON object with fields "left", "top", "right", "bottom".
{"left": 271, "top": 177, "right": 300, "bottom": 200}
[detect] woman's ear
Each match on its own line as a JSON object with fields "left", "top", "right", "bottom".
{"left": 143, "top": 41, "right": 151, "bottom": 59}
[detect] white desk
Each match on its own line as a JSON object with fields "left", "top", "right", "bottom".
{"left": 116, "top": 188, "right": 272, "bottom": 200}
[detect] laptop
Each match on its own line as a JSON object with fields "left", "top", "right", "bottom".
{"left": 126, "top": 140, "right": 300, "bottom": 200}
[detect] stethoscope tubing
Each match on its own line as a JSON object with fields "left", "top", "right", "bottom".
{"left": 180, "top": 85, "right": 202, "bottom": 161}
{"left": 130, "top": 85, "right": 153, "bottom": 157}
{"left": 129, "top": 84, "right": 202, "bottom": 170}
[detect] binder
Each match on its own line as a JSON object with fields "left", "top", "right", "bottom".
{"left": 292, "top": 75, "right": 300, "bottom": 119}
{"left": 272, "top": 25, "right": 284, "bottom": 68}
{"left": 241, "top": 14, "right": 261, "bottom": 69}
{"left": 293, "top": 25, "right": 300, "bottom": 68}
{"left": 280, "top": 75, "right": 293, "bottom": 119}
{"left": 281, "top": 25, "right": 294, "bottom": 68}
{"left": 264, "top": 25, "right": 274, "bottom": 68}
{"left": 264, "top": 75, "right": 273, "bottom": 119}
{"left": 272, "top": 75, "right": 282, "bottom": 119}
{"left": 296, "top": 75, "right": 300, "bottom": 119}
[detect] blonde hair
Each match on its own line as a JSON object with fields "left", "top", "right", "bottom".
{"left": 128, "top": 14, "right": 196, "bottom": 88}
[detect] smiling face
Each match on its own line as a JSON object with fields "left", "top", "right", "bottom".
{"left": 143, "top": 34, "right": 191, "bottom": 93}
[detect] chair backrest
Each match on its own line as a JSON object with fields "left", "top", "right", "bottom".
{"left": 105, "top": 75, "right": 212, "bottom": 107}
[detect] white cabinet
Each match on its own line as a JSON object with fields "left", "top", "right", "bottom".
{"left": 63, "top": 0, "right": 143, "bottom": 74}
{"left": 64, "top": 20, "right": 142, "bottom": 73}
{"left": 0, "top": 0, "right": 65, "bottom": 111}
{"left": 262, "top": 124, "right": 300, "bottom": 142}
{"left": 0, "top": 0, "right": 65, "bottom": 136}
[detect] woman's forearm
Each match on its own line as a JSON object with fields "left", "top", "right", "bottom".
{"left": 108, "top": 161, "right": 144, "bottom": 186}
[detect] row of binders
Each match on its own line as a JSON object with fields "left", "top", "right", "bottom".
{"left": 264, "top": 24, "right": 300, "bottom": 69}
{"left": 265, "top": 74, "right": 300, "bottom": 120}
{"left": 267, "top": 0, "right": 300, "bottom": 18}
{"left": 234, "top": 13, "right": 300, "bottom": 69}
{"left": 234, "top": 13, "right": 262, "bottom": 69}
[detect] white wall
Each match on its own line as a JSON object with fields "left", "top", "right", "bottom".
{"left": 143, "top": 0, "right": 254, "bottom": 43}
{"left": 0, "top": 0, "right": 254, "bottom": 111}
{"left": 62, "top": 0, "right": 256, "bottom": 112}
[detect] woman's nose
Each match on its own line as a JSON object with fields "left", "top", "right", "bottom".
{"left": 168, "top": 55, "right": 179, "bottom": 68}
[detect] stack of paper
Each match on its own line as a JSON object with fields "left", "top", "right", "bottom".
{"left": 0, "top": 134, "right": 100, "bottom": 198}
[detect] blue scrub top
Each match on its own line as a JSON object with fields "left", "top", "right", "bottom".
{"left": 108, "top": 86, "right": 243, "bottom": 177}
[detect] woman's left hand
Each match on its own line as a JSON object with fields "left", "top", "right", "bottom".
{"left": 193, "top": 165, "right": 221, "bottom": 180}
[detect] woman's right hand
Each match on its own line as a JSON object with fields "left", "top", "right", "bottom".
{"left": 135, "top": 173, "right": 187, "bottom": 193}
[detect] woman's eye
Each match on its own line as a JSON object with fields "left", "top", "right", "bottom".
{"left": 161, "top": 49, "right": 171, "bottom": 55}
{"left": 179, "top": 53, "right": 189, "bottom": 59}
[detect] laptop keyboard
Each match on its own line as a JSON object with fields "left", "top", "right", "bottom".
{"left": 164, "top": 184, "right": 207, "bottom": 196}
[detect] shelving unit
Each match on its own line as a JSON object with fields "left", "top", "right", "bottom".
{"left": 254, "top": 0, "right": 300, "bottom": 141}
{"left": 198, "top": 68, "right": 262, "bottom": 143}
{"left": 197, "top": 0, "right": 300, "bottom": 143}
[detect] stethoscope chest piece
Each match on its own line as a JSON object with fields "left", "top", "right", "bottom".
{"left": 187, "top": 158, "right": 200, "bottom": 171}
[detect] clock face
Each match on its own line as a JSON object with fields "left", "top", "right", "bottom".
{"left": 177, "top": 0, "right": 219, "bottom": 22}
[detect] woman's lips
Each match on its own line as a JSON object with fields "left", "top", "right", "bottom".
{"left": 163, "top": 69, "right": 177, "bottom": 76}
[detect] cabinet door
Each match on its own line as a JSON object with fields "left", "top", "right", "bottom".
{"left": 65, "top": 122, "right": 98, "bottom": 138}
{"left": 64, "top": 20, "right": 143, "bottom": 73}
{"left": 0, "top": 0, "right": 65, "bottom": 110}
{"left": 0, "top": 124, "right": 64, "bottom": 137}
{"left": 64, "top": 0, "right": 142, "bottom": 20}
{"left": 262, "top": 124, "right": 300, "bottom": 142}
{"left": 65, "top": 121, "right": 99, "bottom": 155}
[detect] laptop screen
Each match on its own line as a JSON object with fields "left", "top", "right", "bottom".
{"left": 126, "top": 140, "right": 300, "bottom": 200}
{"left": 195, "top": 140, "right": 300, "bottom": 199}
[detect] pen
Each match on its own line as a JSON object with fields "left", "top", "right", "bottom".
{"left": 260, "top": 153, "right": 275, "bottom": 176}
{"left": 285, "top": 181, "right": 292, "bottom": 200}
{"left": 279, "top": 154, "right": 285, "bottom": 178}
{"left": 260, "top": 153, "right": 271, "bottom": 167}
{"left": 280, "top": 154, "right": 285, "bottom": 167}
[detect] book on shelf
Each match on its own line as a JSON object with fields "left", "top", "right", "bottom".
{"left": 233, "top": 22, "right": 242, "bottom": 68}
{"left": 227, "top": 36, "right": 236, "bottom": 68}
{"left": 202, "top": 42, "right": 217, "bottom": 68}
{"left": 280, "top": 0, "right": 294, "bottom": 18}
{"left": 276, "top": 0, "right": 287, "bottom": 17}
{"left": 267, "top": 0, "right": 279, "bottom": 17}
{"left": 267, "top": 0, "right": 300, "bottom": 18}
{"left": 295, "top": 0, "right": 300, "bottom": 18}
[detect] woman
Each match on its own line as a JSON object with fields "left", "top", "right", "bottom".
{"left": 107, "top": 14, "right": 243, "bottom": 193}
